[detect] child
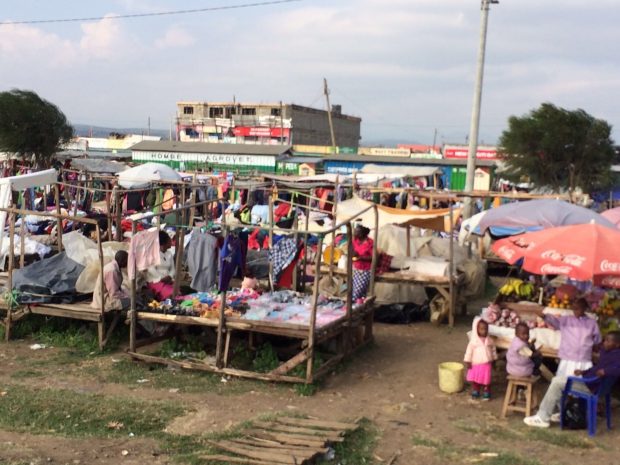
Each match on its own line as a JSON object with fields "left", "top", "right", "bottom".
{"left": 464, "top": 318, "right": 498, "bottom": 400}
{"left": 507, "top": 323, "right": 542, "bottom": 378}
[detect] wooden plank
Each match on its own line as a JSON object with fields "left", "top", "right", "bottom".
{"left": 230, "top": 438, "right": 328, "bottom": 454}
{"left": 252, "top": 422, "right": 344, "bottom": 441}
{"left": 269, "top": 348, "right": 310, "bottom": 376}
{"left": 199, "top": 454, "right": 274, "bottom": 465}
{"left": 208, "top": 440, "right": 302, "bottom": 464}
{"left": 275, "top": 417, "right": 358, "bottom": 431}
{"left": 245, "top": 430, "right": 327, "bottom": 448}
{"left": 28, "top": 305, "right": 103, "bottom": 322}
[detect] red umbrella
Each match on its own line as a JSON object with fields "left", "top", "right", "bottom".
{"left": 491, "top": 223, "right": 620, "bottom": 287}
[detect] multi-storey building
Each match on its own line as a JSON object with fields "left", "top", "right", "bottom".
{"left": 175, "top": 101, "right": 361, "bottom": 148}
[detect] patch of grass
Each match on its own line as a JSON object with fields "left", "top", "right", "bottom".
{"left": 10, "top": 369, "right": 44, "bottom": 379}
{"left": 411, "top": 433, "right": 457, "bottom": 459}
{"left": 158, "top": 334, "right": 207, "bottom": 360}
{"left": 525, "top": 427, "right": 595, "bottom": 449}
{"left": 454, "top": 420, "right": 521, "bottom": 441}
{"left": 96, "top": 358, "right": 267, "bottom": 395}
{"left": 0, "top": 384, "right": 185, "bottom": 438}
{"left": 315, "top": 418, "right": 378, "bottom": 465}
{"left": 252, "top": 342, "right": 280, "bottom": 373}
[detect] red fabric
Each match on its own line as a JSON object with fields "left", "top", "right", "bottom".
{"left": 274, "top": 203, "right": 291, "bottom": 222}
{"left": 121, "top": 219, "right": 144, "bottom": 233}
{"left": 248, "top": 228, "right": 261, "bottom": 250}
{"left": 376, "top": 253, "right": 392, "bottom": 274}
{"left": 491, "top": 223, "right": 620, "bottom": 286}
{"left": 277, "top": 248, "right": 305, "bottom": 289}
{"left": 353, "top": 238, "right": 373, "bottom": 271}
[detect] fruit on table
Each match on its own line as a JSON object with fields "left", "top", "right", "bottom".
{"left": 499, "top": 279, "right": 535, "bottom": 298}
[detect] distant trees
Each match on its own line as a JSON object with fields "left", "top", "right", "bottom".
{"left": 0, "top": 89, "right": 73, "bottom": 168}
{"left": 499, "top": 103, "right": 615, "bottom": 193}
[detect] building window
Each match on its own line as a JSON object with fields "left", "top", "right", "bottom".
{"left": 209, "top": 107, "right": 224, "bottom": 118}
{"left": 241, "top": 107, "right": 256, "bottom": 116}
{"left": 271, "top": 108, "right": 281, "bottom": 117}
{"left": 183, "top": 106, "right": 194, "bottom": 115}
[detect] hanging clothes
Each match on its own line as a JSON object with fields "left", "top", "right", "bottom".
{"left": 128, "top": 228, "right": 160, "bottom": 279}
{"left": 219, "top": 233, "right": 244, "bottom": 292}
{"left": 186, "top": 232, "right": 219, "bottom": 291}
{"left": 162, "top": 189, "right": 175, "bottom": 211}
{"left": 277, "top": 247, "right": 305, "bottom": 289}
{"left": 270, "top": 236, "right": 299, "bottom": 284}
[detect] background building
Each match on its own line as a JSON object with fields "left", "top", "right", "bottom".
{"left": 176, "top": 101, "right": 361, "bottom": 148}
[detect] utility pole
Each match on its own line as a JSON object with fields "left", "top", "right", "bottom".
{"left": 463, "top": 0, "right": 498, "bottom": 219}
{"left": 432, "top": 128, "right": 438, "bottom": 149}
{"left": 280, "top": 100, "right": 284, "bottom": 145}
{"left": 323, "top": 78, "right": 337, "bottom": 150}
{"left": 147, "top": 116, "right": 151, "bottom": 136}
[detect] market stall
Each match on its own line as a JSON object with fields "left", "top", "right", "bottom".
{"left": 126, "top": 200, "right": 379, "bottom": 384}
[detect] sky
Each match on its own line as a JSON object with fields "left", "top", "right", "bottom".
{"left": 1, "top": 0, "right": 619, "bottom": 146}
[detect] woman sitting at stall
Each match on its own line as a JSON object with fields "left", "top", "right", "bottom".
{"left": 145, "top": 231, "right": 176, "bottom": 301}
{"left": 352, "top": 224, "right": 373, "bottom": 302}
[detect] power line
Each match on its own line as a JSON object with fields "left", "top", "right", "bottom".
{"left": 0, "top": 0, "right": 302, "bottom": 26}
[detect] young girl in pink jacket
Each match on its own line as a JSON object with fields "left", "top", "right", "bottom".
{"left": 464, "top": 318, "right": 498, "bottom": 400}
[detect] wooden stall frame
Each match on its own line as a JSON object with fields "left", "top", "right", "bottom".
{"left": 126, "top": 200, "right": 379, "bottom": 384}
{"left": 0, "top": 207, "right": 117, "bottom": 349}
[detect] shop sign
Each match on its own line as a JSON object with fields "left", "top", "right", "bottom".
{"left": 233, "top": 127, "right": 290, "bottom": 138}
{"left": 132, "top": 150, "right": 276, "bottom": 167}
{"left": 443, "top": 145, "right": 498, "bottom": 160}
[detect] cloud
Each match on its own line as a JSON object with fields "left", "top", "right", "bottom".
{"left": 155, "top": 25, "right": 195, "bottom": 49}
{"left": 0, "top": 23, "right": 77, "bottom": 67}
{"left": 79, "top": 15, "right": 127, "bottom": 60}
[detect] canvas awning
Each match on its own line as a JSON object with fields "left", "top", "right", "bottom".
{"left": 336, "top": 195, "right": 459, "bottom": 233}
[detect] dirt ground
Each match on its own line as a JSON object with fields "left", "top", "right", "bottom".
{"left": 0, "top": 317, "right": 619, "bottom": 465}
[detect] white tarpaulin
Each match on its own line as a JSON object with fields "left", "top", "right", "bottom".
{"left": 0, "top": 169, "right": 58, "bottom": 255}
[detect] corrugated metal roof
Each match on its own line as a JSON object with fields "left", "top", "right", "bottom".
{"left": 323, "top": 154, "right": 497, "bottom": 167}
{"left": 281, "top": 157, "right": 323, "bottom": 164}
{"left": 130, "top": 141, "right": 292, "bottom": 157}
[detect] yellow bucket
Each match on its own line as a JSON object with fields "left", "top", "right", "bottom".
{"left": 438, "top": 362, "right": 465, "bottom": 394}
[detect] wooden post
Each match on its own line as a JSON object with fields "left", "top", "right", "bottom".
{"left": 19, "top": 196, "right": 25, "bottom": 268}
{"left": 105, "top": 182, "right": 113, "bottom": 241}
{"left": 96, "top": 224, "right": 106, "bottom": 349}
{"left": 306, "top": 235, "right": 323, "bottom": 384}
{"left": 448, "top": 200, "right": 456, "bottom": 327}
{"left": 369, "top": 203, "right": 379, "bottom": 297}
{"left": 114, "top": 187, "right": 123, "bottom": 242}
{"left": 54, "top": 184, "right": 63, "bottom": 252}
{"left": 5, "top": 211, "right": 15, "bottom": 341}
{"left": 406, "top": 224, "right": 411, "bottom": 258}
{"left": 129, "top": 221, "right": 138, "bottom": 353}
{"left": 215, "top": 221, "right": 228, "bottom": 369}
{"left": 292, "top": 209, "right": 299, "bottom": 291}
{"left": 301, "top": 196, "right": 310, "bottom": 292}
{"left": 345, "top": 223, "right": 354, "bottom": 353}
{"left": 268, "top": 196, "right": 275, "bottom": 292}
{"left": 328, "top": 176, "right": 339, "bottom": 280}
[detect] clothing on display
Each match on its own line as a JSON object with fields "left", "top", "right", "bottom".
{"left": 186, "top": 231, "right": 219, "bottom": 292}
{"left": 128, "top": 228, "right": 160, "bottom": 279}
{"left": 270, "top": 236, "right": 299, "bottom": 284}
{"left": 219, "top": 233, "right": 244, "bottom": 292}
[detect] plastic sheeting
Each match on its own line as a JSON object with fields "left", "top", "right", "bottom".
{"left": 12, "top": 252, "right": 85, "bottom": 304}
{"left": 117, "top": 163, "right": 181, "bottom": 188}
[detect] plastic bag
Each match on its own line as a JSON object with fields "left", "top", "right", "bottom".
{"left": 562, "top": 397, "right": 587, "bottom": 430}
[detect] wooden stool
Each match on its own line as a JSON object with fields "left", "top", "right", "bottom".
{"left": 501, "top": 375, "right": 540, "bottom": 418}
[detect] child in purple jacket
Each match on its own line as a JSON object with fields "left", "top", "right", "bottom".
{"left": 507, "top": 323, "right": 542, "bottom": 378}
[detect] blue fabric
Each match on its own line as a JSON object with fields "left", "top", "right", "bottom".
{"left": 561, "top": 375, "right": 618, "bottom": 436}
{"left": 218, "top": 234, "right": 243, "bottom": 292}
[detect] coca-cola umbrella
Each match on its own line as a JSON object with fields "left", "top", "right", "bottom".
{"left": 601, "top": 206, "right": 620, "bottom": 228}
{"left": 491, "top": 223, "right": 620, "bottom": 287}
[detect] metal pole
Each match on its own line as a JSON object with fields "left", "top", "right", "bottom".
{"left": 463, "top": 0, "right": 497, "bottom": 219}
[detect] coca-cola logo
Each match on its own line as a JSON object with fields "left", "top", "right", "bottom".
{"left": 600, "top": 260, "right": 620, "bottom": 273}
{"left": 600, "top": 276, "right": 620, "bottom": 288}
{"left": 513, "top": 238, "right": 534, "bottom": 249}
{"left": 497, "top": 245, "right": 515, "bottom": 260}
{"left": 540, "top": 263, "right": 572, "bottom": 275}
{"left": 540, "top": 250, "right": 585, "bottom": 267}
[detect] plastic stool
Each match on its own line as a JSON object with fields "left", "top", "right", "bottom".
{"left": 501, "top": 375, "right": 540, "bottom": 418}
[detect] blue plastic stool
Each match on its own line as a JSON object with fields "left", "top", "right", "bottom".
{"left": 560, "top": 376, "right": 618, "bottom": 436}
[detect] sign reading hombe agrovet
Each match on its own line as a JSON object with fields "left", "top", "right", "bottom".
{"left": 132, "top": 151, "right": 276, "bottom": 167}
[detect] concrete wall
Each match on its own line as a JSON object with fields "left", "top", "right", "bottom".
{"left": 289, "top": 105, "right": 361, "bottom": 148}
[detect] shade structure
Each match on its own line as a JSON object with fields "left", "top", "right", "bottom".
{"left": 117, "top": 162, "right": 181, "bottom": 189}
{"left": 492, "top": 223, "right": 620, "bottom": 287}
{"left": 601, "top": 207, "right": 620, "bottom": 228}
{"left": 475, "top": 199, "right": 615, "bottom": 236}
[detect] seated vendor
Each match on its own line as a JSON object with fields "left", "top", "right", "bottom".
{"left": 145, "top": 231, "right": 176, "bottom": 301}
{"left": 92, "top": 251, "right": 130, "bottom": 311}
